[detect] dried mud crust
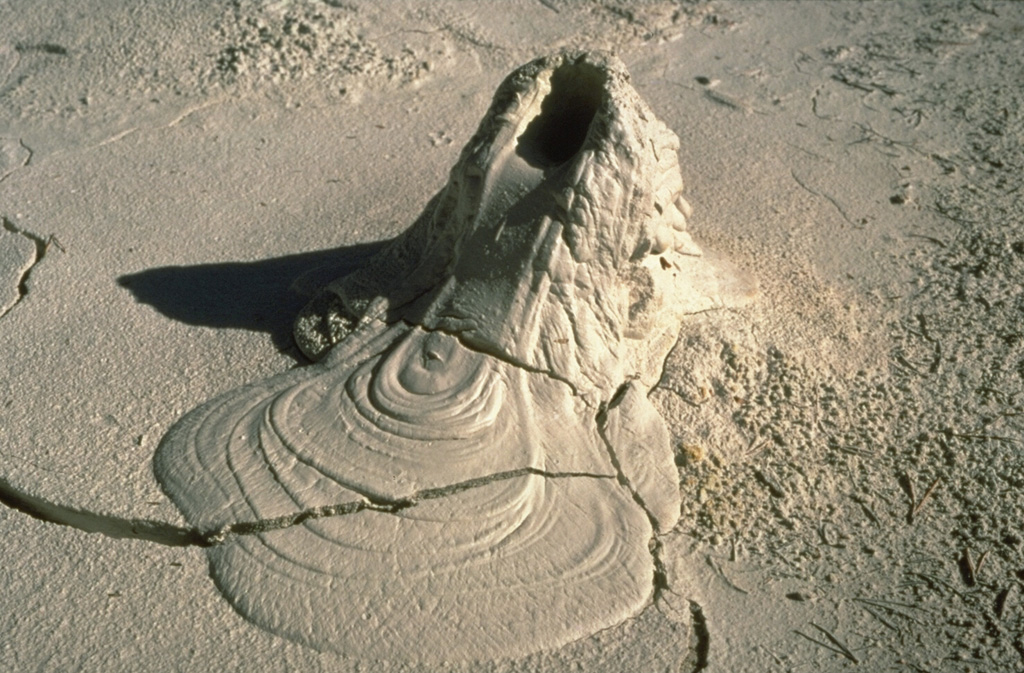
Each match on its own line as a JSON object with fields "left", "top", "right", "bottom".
{"left": 656, "top": 3, "right": 1024, "bottom": 669}
{"left": 207, "top": 0, "right": 430, "bottom": 88}
{"left": 0, "top": 1, "right": 436, "bottom": 130}
{"left": 1, "top": 1, "right": 1023, "bottom": 670}
{"left": 0, "top": 0, "right": 733, "bottom": 135}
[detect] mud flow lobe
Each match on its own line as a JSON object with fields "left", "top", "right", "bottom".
{"left": 148, "top": 50, "right": 755, "bottom": 663}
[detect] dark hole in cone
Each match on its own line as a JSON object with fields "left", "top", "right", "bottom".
{"left": 516, "top": 63, "right": 604, "bottom": 168}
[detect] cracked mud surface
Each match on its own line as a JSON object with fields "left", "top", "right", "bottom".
{"left": 0, "top": 219, "right": 36, "bottom": 317}
{"left": 0, "top": 216, "right": 61, "bottom": 319}
{"left": 3, "top": 1, "right": 1024, "bottom": 671}
{"left": 150, "top": 49, "right": 719, "bottom": 655}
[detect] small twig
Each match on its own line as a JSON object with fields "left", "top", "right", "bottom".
{"left": 995, "top": 585, "right": 1014, "bottom": 618}
{"left": 743, "top": 436, "right": 768, "bottom": 458}
{"left": 975, "top": 550, "right": 989, "bottom": 575}
{"left": 858, "top": 501, "right": 880, "bottom": 524}
{"left": 853, "top": 597, "right": 924, "bottom": 625}
{"left": 810, "top": 622, "right": 859, "bottom": 664}
{"left": 753, "top": 466, "right": 786, "bottom": 498}
{"left": 971, "top": 1, "right": 998, "bottom": 16}
{"left": 905, "top": 233, "right": 947, "bottom": 247}
{"left": 790, "top": 169, "right": 860, "bottom": 228}
{"left": 832, "top": 73, "right": 897, "bottom": 97}
{"left": 899, "top": 471, "right": 916, "bottom": 517}
{"left": 831, "top": 73, "right": 872, "bottom": 93}
{"left": 927, "top": 203, "right": 982, "bottom": 225}
{"left": 959, "top": 548, "right": 977, "bottom": 587}
{"left": 757, "top": 644, "right": 785, "bottom": 665}
{"left": 928, "top": 342, "right": 942, "bottom": 374}
{"left": 895, "top": 354, "right": 925, "bottom": 376}
{"left": 704, "top": 88, "right": 754, "bottom": 114}
{"left": 949, "top": 431, "right": 1017, "bottom": 444}
{"left": 857, "top": 604, "right": 899, "bottom": 632}
{"left": 794, "top": 630, "right": 847, "bottom": 660}
{"left": 855, "top": 597, "right": 922, "bottom": 611}
{"left": 45, "top": 234, "right": 66, "bottom": 253}
{"left": 706, "top": 555, "right": 749, "bottom": 594}
{"left": 906, "top": 571, "right": 960, "bottom": 597}
{"left": 909, "top": 476, "right": 941, "bottom": 522}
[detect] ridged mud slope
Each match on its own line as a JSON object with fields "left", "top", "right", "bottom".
{"left": 154, "top": 52, "right": 750, "bottom": 662}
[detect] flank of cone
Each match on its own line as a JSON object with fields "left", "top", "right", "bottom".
{"left": 155, "top": 51, "right": 754, "bottom": 662}
{"left": 294, "top": 50, "right": 754, "bottom": 400}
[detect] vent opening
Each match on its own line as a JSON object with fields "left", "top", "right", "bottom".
{"left": 516, "top": 63, "right": 605, "bottom": 169}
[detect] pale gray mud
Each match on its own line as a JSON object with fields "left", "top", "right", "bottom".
{"left": 1, "top": 2, "right": 1023, "bottom": 672}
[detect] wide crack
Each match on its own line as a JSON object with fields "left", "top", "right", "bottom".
{"left": 1, "top": 310, "right": 669, "bottom": 563}
{"left": 0, "top": 473, "right": 201, "bottom": 546}
{"left": 1, "top": 309, "right": 681, "bottom": 652}
{"left": 689, "top": 601, "right": 710, "bottom": 671}
{"left": 0, "top": 466, "right": 614, "bottom": 548}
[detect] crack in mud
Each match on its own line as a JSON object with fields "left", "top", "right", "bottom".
{"left": 0, "top": 217, "right": 54, "bottom": 320}
{"left": 203, "top": 466, "right": 614, "bottom": 545}
{"left": 0, "top": 466, "right": 614, "bottom": 548}
{"left": 0, "top": 473, "right": 202, "bottom": 546}
{"left": 688, "top": 600, "right": 710, "bottom": 671}
{"left": 595, "top": 382, "right": 672, "bottom": 605}
{"left": 422, "top": 321, "right": 585, "bottom": 399}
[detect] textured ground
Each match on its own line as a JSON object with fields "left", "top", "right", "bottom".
{"left": 2, "top": 1, "right": 1023, "bottom": 671}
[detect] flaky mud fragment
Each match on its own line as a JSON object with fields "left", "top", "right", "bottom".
{"left": 156, "top": 51, "right": 753, "bottom": 662}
